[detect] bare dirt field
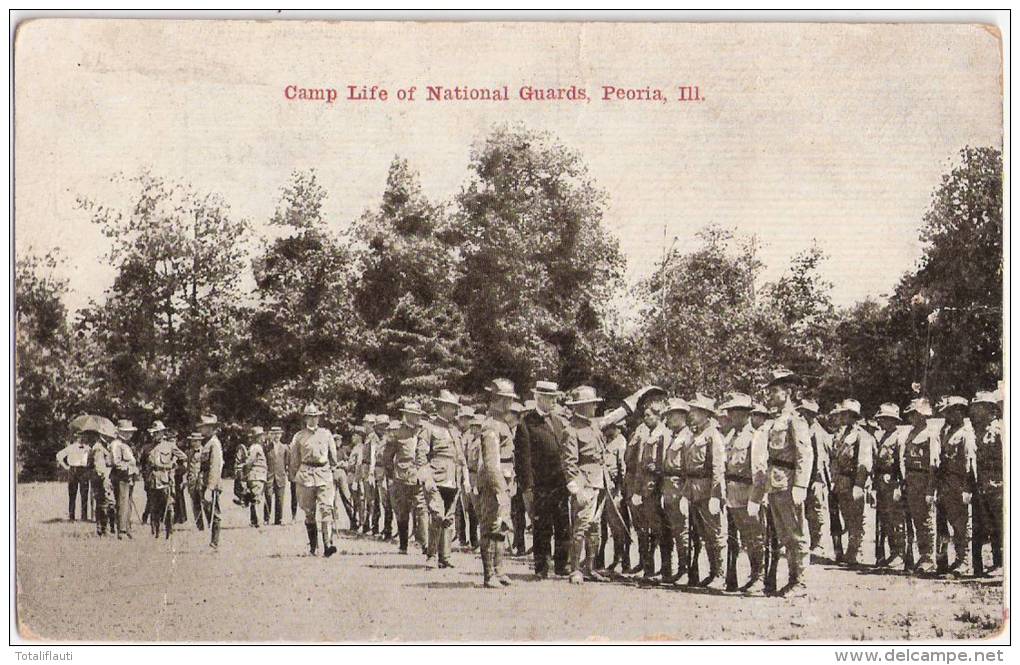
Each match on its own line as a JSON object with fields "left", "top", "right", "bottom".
{"left": 15, "top": 482, "right": 1005, "bottom": 642}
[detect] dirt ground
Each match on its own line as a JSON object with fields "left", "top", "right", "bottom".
{"left": 15, "top": 481, "right": 1006, "bottom": 643}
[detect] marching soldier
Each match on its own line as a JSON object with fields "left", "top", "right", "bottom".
{"left": 830, "top": 399, "right": 876, "bottom": 568}
{"left": 384, "top": 401, "right": 429, "bottom": 554}
{"left": 477, "top": 378, "right": 519, "bottom": 588}
{"left": 89, "top": 430, "right": 116, "bottom": 536}
{"left": 873, "top": 403, "right": 908, "bottom": 568}
{"left": 936, "top": 396, "right": 977, "bottom": 575}
{"left": 266, "top": 426, "right": 289, "bottom": 526}
{"left": 901, "top": 398, "right": 939, "bottom": 575}
{"left": 56, "top": 432, "right": 91, "bottom": 521}
{"left": 970, "top": 390, "right": 1002, "bottom": 576}
{"left": 418, "top": 389, "right": 470, "bottom": 569}
{"left": 245, "top": 426, "right": 269, "bottom": 528}
{"left": 761, "top": 369, "right": 813, "bottom": 597}
{"left": 186, "top": 432, "right": 207, "bottom": 530}
{"left": 680, "top": 394, "right": 726, "bottom": 588}
{"left": 722, "top": 393, "right": 768, "bottom": 592}
{"left": 198, "top": 414, "right": 224, "bottom": 550}
{"left": 292, "top": 404, "right": 339, "bottom": 557}
{"left": 797, "top": 399, "right": 832, "bottom": 558}
{"left": 659, "top": 398, "right": 692, "bottom": 585}
{"left": 147, "top": 423, "right": 187, "bottom": 539}
{"left": 110, "top": 419, "right": 140, "bottom": 539}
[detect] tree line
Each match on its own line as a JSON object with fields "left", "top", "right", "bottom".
{"left": 15, "top": 125, "right": 1003, "bottom": 480}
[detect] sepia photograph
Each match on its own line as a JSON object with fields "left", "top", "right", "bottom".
{"left": 11, "top": 15, "right": 1007, "bottom": 645}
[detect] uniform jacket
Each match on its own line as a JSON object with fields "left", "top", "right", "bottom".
{"left": 809, "top": 420, "right": 833, "bottom": 486}
{"left": 149, "top": 441, "right": 187, "bottom": 490}
{"left": 384, "top": 423, "right": 422, "bottom": 485}
{"left": 201, "top": 435, "right": 224, "bottom": 492}
{"left": 110, "top": 438, "right": 139, "bottom": 478}
{"left": 724, "top": 421, "right": 768, "bottom": 508}
{"left": 478, "top": 416, "right": 512, "bottom": 494}
{"left": 873, "top": 427, "right": 908, "bottom": 494}
{"left": 605, "top": 432, "right": 628, "bottom": 488}
{"left": 561, "top": 415, "right": 610, "bottom": 493}
{"left": 267, "top": 441, "right": 290, "bottom": 486}
{"left": 629, "top": 421, "right": 670, "bottom": 496}
{"left": 938, "top": 421, "right": 977, "bottom": 493}
{"left": 677, "top": 421, "right": 726, "bottom": 502}
{"left": 245, "top": 442, "right": 269, "bottom": 483}
{"left": 764, "top": 404, "right": 813, "bottom": 493}
{"left": 831, "top": 423, "right": 875, "bottom": 494}
{"left": 356, "top": 435, "right": 375, "bottom": 484}
{"left": 187, "top": 445, "right": 204, "bottom": 489}
{"left": 465, "top": 430, "right": 482, "bottom": 483}
{"left": 518, "top": 409, "right": 567, "bottom": 491}
{"left": 902, "top": 424, "right": 940, "bottom": 496}
{"left": 292, "top": 427, "right": 338, "bottom": 488}
{"left": 975, "top": 419, "right": 1003, "bottom": 490}
{"left": 418, "top": 417, "right": 467, "bottom": 489}
{"left": 90, "top": 441, "right": 112, "bottom": 478}
{"left": 661, "top": 426, "right": 691, "bottom": 498}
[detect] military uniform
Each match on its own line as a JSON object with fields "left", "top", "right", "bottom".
{"left": 147, "top": 437, "right": 187, "bottom": 538}
{"left": 186, "top": 437, "right": 207, "bottom": 530}
{"left": 418, "top": 413, "right": 468, "bottom": 566}
{"left": 937, "top": 411, "right": 977, "bottom": 572}
{"left": 356, "top": 428, "right": 377, "bottom": 533}
{"left": 347, "top": 431, "right": 365, "bottom": 530}
{"left": 724, "top": 420, "right": 768, "bottom": 587}
{"left": 973, "top": 410, "right": 1003, "bottom": 572}
{"left": 110, "top": 431, "right": 139, "bottom": 537}
{"left": 599, "top": 426, "right": 631, "bottom": 571}
{"left": 660, "top": 423, "right": 691, "bottom": 581}
{"left": 267, "top": 431, "right": 290, "bottom": 525}
{"left": 90, "top": 439, "right": 116, "bottom": 535}
{"left": 245, "top": 436, "right": 269, "bottom": 527}
{"left": 371, "top": 425, "right": 394, "bottom": 538}
{"left": 764, "top": 400, "right": 813, "bottom": 588}
{"left": 677, "top": 405, "right": 726, "bottom": 584}
{"left": 292, "top": 420, "right": 339, "bottom": 555}
{"left": 200, "top": 430, "right": 225, "bottom": 548}
{"left": 804, "top": 417, "right": 833, "bottom": 553}
{"left": 627, "top": 419, "right": 671, "bottom": 578}
{"left": 901, "top": 416, "right": 939, "bottom": 572}
{"left": 830, "top": 409, "right": 876, "bottom": 565}
{"left": 873, "top": 417, "right": 908, "bottom": 565}
{"left": 477, "top": 411, "right": 515, "bottom": 586}
{"left": 384, "top": 416, "right": 428, "bottom": 553}
{"left": 463, "top": 425, "right": 483, "bottom": 548}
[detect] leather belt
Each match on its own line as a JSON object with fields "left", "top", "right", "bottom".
{"left": 500, "top": 458, "right": 514, "bottom": 463}
{"left": 770, "top": 459, "right": 795, "bottom": 470}
{"left": 303, "top": 461, "right": 327, "bottom": 467}
{"left": 725, "top": 473, "right": 752, "bottom": 484}
{"left": 685, "top": 470, "right": 710, "bottom": 479}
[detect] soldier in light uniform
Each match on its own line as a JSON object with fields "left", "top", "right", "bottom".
{"left": 722, "top": 393, "right": 768, "bottom": 592}
{"left": 371, "top": 415, "right": 394, "bottom": 540}
{"left": 626, "top": 402, "right": 671, "bottom": 579}
{"left": 110, "top": 420, "right": 140, "bottom": 539}
{"left": 89, "top": 431, "right": 116, "bottom": 536}
{"left": 464, "top": 414, "right": 485, "bottom": 550}
{"left": 292, "top": 404, "right": 339, "bottom": 557}
{"left": 599, "top": 415, "right": 631, "bottom": 573}
{"left": 761, "top": 369, "right": 813, "bottom": 597}
{"left": 198, "top": 414, "right": 225, "bottom": 550}
{"left": 455, "top": 406, "right": 476, "bottom": 547}
{"left": 901, "top": 398, "right": 939, "bottom": 575}
{"left": 186, "top": 432, "right": 207, "bottom": 530}
{"left": 347, "top": 425, "right": 366, "bottom": 532}
{"left": 266, "top": 426, "right": 289, "bottom": 526}
{"left": 970, "top": 390, "right": 1003, "bottom": 575}
{"left": 384, "top": 402, "right": 429, "bottom": 554}
{"left": 872, "top": 403, "right": 908, "bottom": 568}
{"left": 418, "top": 389, "right": 470, "bottom": 569}
{"left": 245, "top": 426, "right": 269, "bottom": 528}
{"left": 146, "top": 422, "right": 187, "bottom": 539}
{"left": 678, "top": 394, "right": 727, "bottom": 588}
{"left": 357, "top": 415, "right": 378, "bottom": 534}
{"left": 797, "top": 399, "right": 832, "bottom": 558}
{"left": 659, "top": 398, "right": 692, "bottom": 585}
{"left": 830, "top": 399, "right": 876, "bottom": 567}
{"left": 935, "top": 396, "right": 977, "bottom": 575}
{"left": 476, "top": 378, "right": 518, "bottom": 588}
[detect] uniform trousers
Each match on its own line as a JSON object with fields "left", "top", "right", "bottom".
{"left": 874, "top": 478, "right": 906, "bottom": 559}
{"left": 91, "top": 473, "right": 115, "bottom": 534}
{"left": 248, "top": 480, "right": 266, "bottom": 526}
{"left": 297, "top": 482, "right": 336, "bottom": 525}
{"left": 937, "top": 479, "right": 970, "bottom": 567}
{"left": 730, "top": 505, "right": 766, "bottom": 575}
{"left": 148, "top": 485, "right": 175, "bottom": 538}
{"left": 903, "top": 473, "right": 935, "bottom": 565}
{"left": 390, "top": 479, "right": 427, "bottom": 552}
{"left": 804, "top": 480, "right": 829, "bottom": 550}
{"left": 112, "top": 474, "right": 134, "bottom": 535}
{"left": 66, "top": 466, "right": 90, "bottom": 520}
{"left": 568, "top": 488, "right": 604, "bottom": 572}
{"left": 974, "top": 482, "right": 1003, "bottom": 568}
{"left": 834, "top": 488, "right": 866, "bottom": 564}
{"left": 768, "top": 488, "right": 809, "bottom": 581}
{"left": 426, "top": 485, "right": 459, "bottom": 562}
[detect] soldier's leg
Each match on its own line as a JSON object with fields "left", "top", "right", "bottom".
{"left": 904, "top": 482, "right": 934, "bottom": 570}
{"left": 67, "top": 473, "right": 78, "bottom": 520}
{"left": 987, "top": 487, "right": 1003, "bottom": 569}
{"left": 414, "top": 484, "right": 429, "bottom": 550}
{"left": 771, "top": 489, "right": 808, "bottom": 590}
{"left": 511, "top": 490, "right": 527, "bottom": 555}
{"left": 116, "top": 478, "right": 133, "bottom": 537}
{"left": 291, "top": 482, "right": 299, "bottom": 521}
{"left": 885, "top": 494, "right": 906, "bottom": 563}
{"left": 656, "top": 498, "right": 674, "bottom": 581}
{"left": 150, "top": 488, "right": 163, "bottom": 537}
{"left": 78, "top": 471, "right": 91, "bottom": 520}
{"left": 568, "top": 492, "right": 597, "bottom": 582}
{"left": 531, "top": 487, "right": 553, "bottom": 574}
{"left": 836, "top": 490, "right": 858, "bottom": 564}
{"left": 552, "top": 488, "right": 571, "bottom": 575}
{"left": 295, "top": 483, "right": 318, "bottom": 554}
{"left": 638, "top": 495, "right": 659, "bottom": 577}
{"left": 91, "top": 478, "right": 105, "bottom": 534}
{"left": 806, "top": 481, "right": 828, "bottom": 552}
{"left": 318, "top": 483, "right": 337, "bottom": 556}
{"left": 941, "top": 486, "right": 970, "bottom": 570}
{"left": 733, "top": 507, "right": 765, "bottom": 588}
{"left": 467, "top": 494, "right": 480, "bottom": 548}
{"left": 585, "top": 491, "right": 609, "bottom": 581}
{"left": 605, "top": 492, "right": 629, "bottom": 572}
{"left": 207, "top": 491, "right": 222, "bottom": 549}
{"left": 661, "top": 492, "right": 689, "bottom": 579}
{"left": 694, "top": 500, "right": 724, "bottom": 583}
{"left": 391, "top": 482, "right": 411, "bottom": 552}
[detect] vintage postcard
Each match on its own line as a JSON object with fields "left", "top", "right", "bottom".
{"left": 12, "top": 18, "right": 1006, "bottom": 644}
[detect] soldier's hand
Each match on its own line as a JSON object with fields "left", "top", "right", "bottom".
{"left": 678, "top": 496, "right": 689, "bottom": 514}
{"left": 925, "top": 494, "right": 935, "bottom": 506}
{"left": 792, "top": 486, "right": 807, "bottom": 505}
{"left": 893, "top": 488, "right": 902, "bottom": 503}
{"left": 631, "top": 494, "right": 643, "bottom": 507}
{"left": 203, "top": 488, "right": 213, "bottom": 503}
{"left": 747, "top": 501, "right": 761, "bottom": 517}
{"left": 645, "top": 463, "right": 656, "bottom": 473}
{"left": 708, "top": 497, "right": 720, "bottom": 516}
{"left": 852, "top": 486, "right": 865, "bottom": 502}
{"left": 962, "top": 492, "right": 972, "bottom": 506}
{"left": 523, "top": 489, "right": 533, "bottom": 514}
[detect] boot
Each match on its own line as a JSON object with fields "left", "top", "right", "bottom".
{"left": 306, "top": 523, "right": 318, "bottom": 555}
{"left": 397, "top": 521, "right": 409, "bottom": 553}
{"left": 482, "top": 538, "right": 499, "bottom": 588}
{"left": 210, "top": 520, "right": 220, "bottom": 550}
{"left": 322, "top": 522, "right": 337, "bottom": 558}
{"left": 620, "top": 539, "right": 632, "bottom": 572}
{"left": 587, "top": 537, "right": 608, "bottom": 582}
{"left": 625, "top": 534, "right": 644, "bottom": 575}
{"left": 742, "top": 548, "right": 764, "bottom": 591}
{"left": 642, "top": 535, "right": 658, "bottom": 579}
{"left": 654, "top": 544, "right": 673, "bottom": 584}
{"left": 494, "top": 540, "right": 512, "bottom": 586}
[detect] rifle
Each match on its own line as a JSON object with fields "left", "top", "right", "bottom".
{"left": 764, "top": 509, "right": 779, "bottom": 594}
{"left": 688, "top": 508, "right": 702, "bottom": 585}
{"left": 829, "top": 487, "right": 844, "bottom": 562}
{"left": 725, "top": 509, "right": 739, "bottom": 591}
{"left": 971, "top": 491, "right": 985, "bottom": 577}
{"left": 903, "top": 503, "right": 915, "bottom": 571}
{"left": 935, "top": 498, "right": 949, "bottom": 573}
{"left": 875, "top": 508, "right": 886, "bottom": 565}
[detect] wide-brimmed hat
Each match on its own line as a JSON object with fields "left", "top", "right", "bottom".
{"left": 250, "top": 426, "right": 265, "bottom": 436}
{"left": 147, "top": 420, "right": 167, "bottom": 435}
{"left": 470, "top": 414, "right": 486, "bottom": 426}
{"left": 187, "top": 431, "right": 204, "bottom": 441}
{"left": 972, "top": 390, "right": 999, "bottom": 406}
{"left": 269, "top": 425, "right": 283, "bottom": 433}
{"left": 938, "top": 395, "right": 968, "bottom": 412}
{"left": 565, "top": 385, "right": 603, "bottom": 406}
{"left": 387, "top": 420, "right": 402, "bottom": 431}
{"left": 687, "top": 393, "right": 717, "bottom": 414}
{"left": 797, "top": 399, "right": 821, "bottom": 415}
{"left": 457, "top": 406, "right": 475, "bottom": 418}
{"left": 833, "top": 399, "right": 862, "bottom": 416}
{"left": 486, "top": 378, "right": 520, "bottom": 400}
{"left": 904, "top": 398, "right": 933, "bottom": 417}
{"left": 720, "top": 393, "right": 753, "bottom": 411}
{"left": 374, "top": 414, "right": 390, "bottom": 426}
{"left": 751, "top": 402, "right": 770, "bottom": 417}
{"left": 353, "top": 424, "right": 366, "bottom": 434}
{"left": 661, "top": 397, "right": 690, "bottom": 415}
{"left": 197, "top": 414, "right": 218, "bottom": 428}
{"left": 435, "top": 390, "right": 461, "bottom": 407}
{"left": 362, "top": 414, "right": 376, "bottom": 424}
{"left": 763, "top": 368, "right": 800, "bottom": 388}
{"left": 116, "top": 419, "right": 138, "bottom": 433}
{"left": 509, "top": 402, "right": 527, "bottom": 414}
{"left": 400, "top": 400, "right": 427, "bottom": 416}
{"left": 874, "top": 403, "right": 902, "bottom": 422}
{"left": 533, "top": 380, "right": 562, "bottom": 396}
{"left": 302, "top": 404, "right": 324, "bottom": 417}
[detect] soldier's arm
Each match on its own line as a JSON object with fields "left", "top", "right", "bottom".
{"left": 791, "top": 418, "right": 813, "bottom": 489}
{"left": 560, "top": 427, "right": 582, "bottom": 494}
{"left": 854, "top": 432, "right": 874, "bottom": 489}
{"left": 710, "top": 430, "right": 725, "bottom": 501}
{"left": 749, "top": 426, "right": 769, "bottom": 505}
{"left": 516, "top": 421, "right": 533, "bottom": 491}
{"left": 479, "top": 428, "right": 506, "bottom": 492}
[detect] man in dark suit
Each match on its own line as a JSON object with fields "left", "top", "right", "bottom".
{"left": 518, "top": 380, "right": 572, "bottom": 579}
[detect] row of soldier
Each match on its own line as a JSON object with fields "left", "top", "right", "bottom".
{"left": 56, "top": 371, "right": 1003, "bottom": 594}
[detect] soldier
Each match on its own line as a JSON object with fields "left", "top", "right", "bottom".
{"left": 110, "top": 419, "right": 140, "bottom": 539}
{"left": 659, "top": 398, "right": 692, "bottom": 585}
{"left": 936, "top": 396, "right": 977, "bottom": 575}
{"left": 830, "top": 399, "right": 876, "bottom": 568}
{"left": 463, "top": 414, "right": 485, "bottom": 550}
{"left": 198, "top": 414, "right": 225, "bottom": 550}
{"left": 599, "top": 415, "right": 631, "bottom": 573}
{"left": 679, "top": 394, "right": 726, "bottom": 588}
{"left": 147, "top": 423, "right": 187, "bottom": 539}
{"left": 266, "top": 425, "right": 289, "bottom": 526}
{"left": 358, "top": 415, "right": 378, "bottom": 534}
{"left": 970, "top": 390, "right": 1002, "bottom": 576}
{"left": 186, "top": 432, "right": 207, "bottom": 530}
{"left": 56, "top": 432, "right": 91, "bottom": 521}
{"left": 750, "top": 403, "right": 770, "bottom": 431}
{"left": 626, "top": 401, "right": 670, "bottom": 580}
{"left": 507, "top": 402, "right": 529, "bottom": 556}
{"left": 761, "top": 369, "right": 813, "bottom": 597}
{"left": 901, "top": 398, "right": 939, "bottom": 575}
{"left": 347, "top": 425, "right": 366, "bottom": 532}
{"left": 519, "top": 381, "right": 571, "bottom": 578}
{"left": 385, "top": 402, "right": 429, "bottom": 554}
{"left": 333, "top": 437, "right": 358, "bottom": 531}
{"left": 873, "top": 403, "right": 908, "bottom": 568}
{"left": 476, "top": 378, "right": 518, "bottom": 588}
{"left": 796, "top": 399, "right": 832, "bottom": 558}
{"left": 245, "top": 426, "right": 269, "bottom": 528}
{"left": 371, "top": 415, "right": 395, "bottom": 540}
{"left": 292, "top": 404, "right": 339, "bottom": 557}
{"left": 418, "top": 389, "right": 470, "bottom": 569}
{"left": 455, "top": 406, "right": 476, "bottom": 547}
{"left": 88, "top": 430, "right": 116, "bottom": 536}
{"left": 233, "top": 435, "right": 250, "bottom": 507}
{"left": 722, "top": 393, "right": 768, "bottom": 592}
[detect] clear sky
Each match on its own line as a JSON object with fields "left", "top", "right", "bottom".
{"left": 15, "top": 20, "right": 1002, "bottom": 312}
